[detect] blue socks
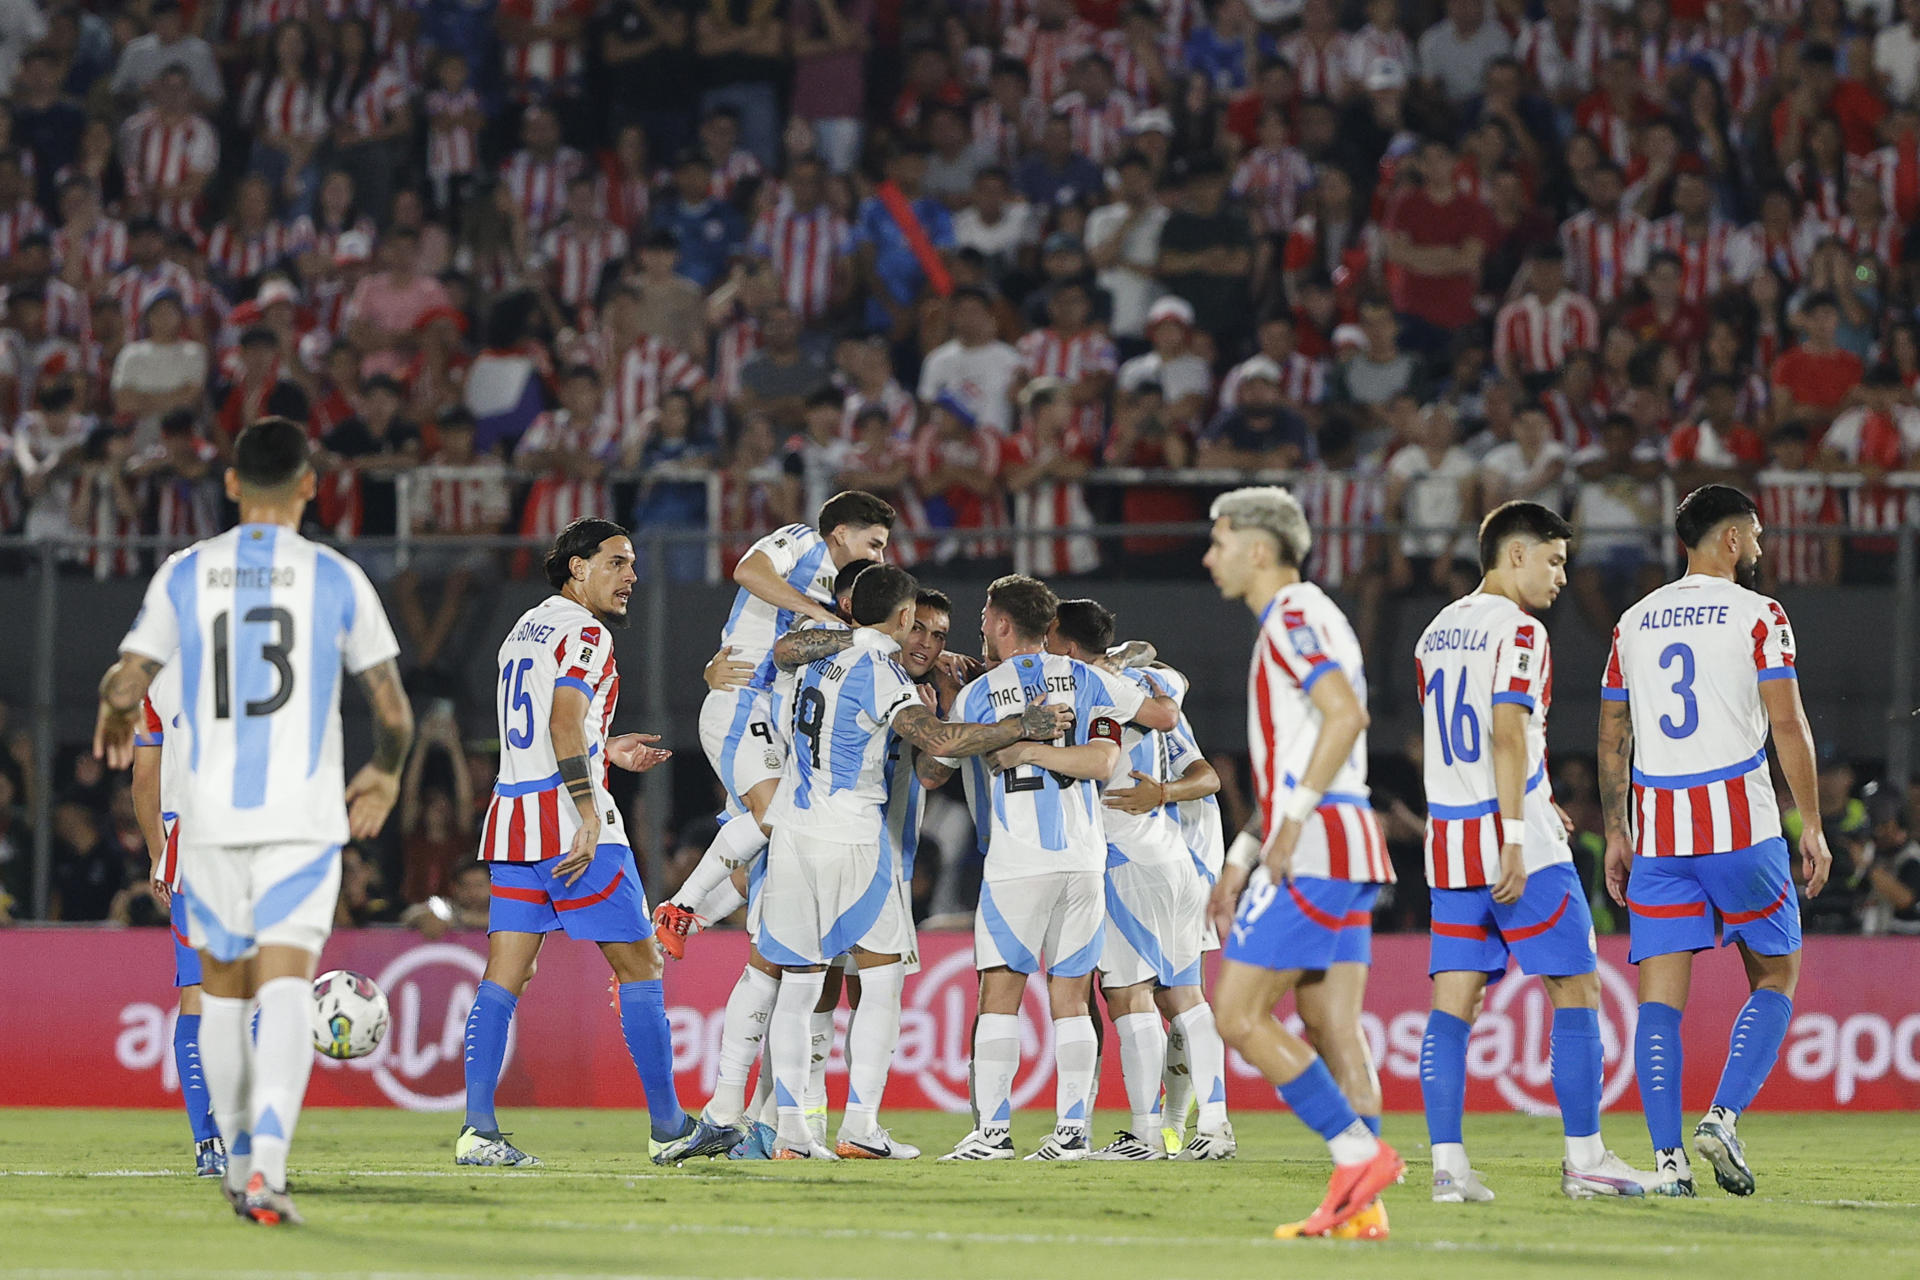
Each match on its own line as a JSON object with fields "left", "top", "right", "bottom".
{"left": 1636, "top": 1001, "right": 1685, "bottom": 1151}
{"left": 462, "top": 979, "right": 517, "bottom": 1133}
{"left": 1552, "top": 1007, "right": 1603, "bottom": 1138}
{"left": 1713, "top": 990, "right": 1793, "bottom": 1116}
{"left": 618, "top": 979, "right": 690, "bottom": 1142}
{"left": 1277, "top": 1057, "right": 1361, "bottom": 1143}
{"left": 174, "top": 1012, "right": 217, "bottom": 1143}
{"left": 1420, "top": 1009, "right": 1471, "bottom": 1147}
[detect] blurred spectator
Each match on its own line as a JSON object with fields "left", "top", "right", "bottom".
{"left": 1480, "top": 405, "right": 1569, "bottom": 509}
{"left": 111, "top": 1, "right": 218, "bottom": 110}
{"left": 1384, "top": 402, "right": 1476, "bottom": 597}
{"left": 1569, "top": 413, "right": 1666, "bottom": 632}
{"left": 1420, "top": 0, "right": 1513, "bottom": 106}
{"left": 1196, "top": 358, "right": 1311, "bottom": 470}
{"left": 1005, "top": 377, "right": 1096, "bottom": 576}
{"left": 855, "top": 144, "right": 954, "bottom": 338}
{"left": 1156, "top": 157, "right": 1251, "bottom": 349}
{"left": 918, "top": 285, "right": 1020, "bottom": 434}
{"left": 402, "top": 861, "right": 491, "bottom": 937}
{"left": 1864, "top": 797, "right": 1920, "bottom": 935}
{"left": 51, "top": 797, "right": 121, "bottom": 921}
{"left": 334, "top": 843, "right": 395, "bottom": 927}
{"left": 1383, "top": 137, "right": 1494, "bottom": 356}
{"left": 1772, "top": 291, "right": 1865, "bottom": 432}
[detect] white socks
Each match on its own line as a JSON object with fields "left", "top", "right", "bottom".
{"left": 199, "top": 993, "right": 252, "bottom": 1194}
{"left": 769, "top": 969, "right": 825, "bottom": 1149}
{"left": 670, "top": 812, "right": 768, "bottom": 915}
{"left": 248, "top": 976, "right": 316, "bottom": 1191}
{"left": 1328, "top": 1119, "right": 1380, "bottom": 1166}
{"left": 841, "top": 963, "right": 904, "bottom": 1140}
{"left": 806, "top": 1009, "right": 834, "bottom": 1125}
{"left": 695, "top": 879, "right": 748, "bottom": 926}
{"left": 1565, "top": 1131, "right": 1606, "bottom": 1168}
{"left": 1173, "top": 1003, "right": 1230, "bottom": 1131}
{"left": 1163, "top": 1018, "right": 1193, "bottom": 1132}
{"left": 1113, "top": 1011, "right": 1166, "bottom": 1139}
{"left": 1432, "top": 1140, "right": 1469, "bottom": 1178}
{"left": 1053, "top": 1016, "right": 1097, "bottom": 1133}
{"left": 973, "top": 1013, "right": 1020, "bottom": 1135}
{"left": 706, "top": 967, "right": 778, "bottom": 1123}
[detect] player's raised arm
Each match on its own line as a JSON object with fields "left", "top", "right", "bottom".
{"left": 735, "top": 545, "right": 839, "bottom": 627}
{"left": 772, "top": 625, "right": 854, "bottom": 673}
{"left": 345, "top": 658, "right": 415, "bottom": 840}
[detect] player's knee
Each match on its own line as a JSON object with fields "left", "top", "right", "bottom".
{"left": 1751, "top": 948, "right": 1800, "bottom": 998}
{"left": 1212, "top": 1001, "right": 1261, "bottom": 1049}
{"left": 1543, "top": 970, "right": 1601, "bottom": 1009}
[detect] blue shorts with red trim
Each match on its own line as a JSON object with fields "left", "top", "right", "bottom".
{"left": 170, "top": 887, "right": 201, "bottom": 988}
{"left": 1626, "top": 837, "right": 1800, "bottom": 962}
{"left": 1224, "top": 873, "right": 1379, "bottom": 973}
{"left": 487, "top": 844, "right": 649, "bottom": 943}
{"left": 1429, "top": 861, "right": 1597, "bottom": 979}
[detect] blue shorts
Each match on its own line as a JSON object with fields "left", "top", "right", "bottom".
{"left": 170, "top": 888, "right": 201, "bottom": 988}
{"left": 487, "top": 845, "right": 650, "bottom": 943}
{"left": 1626, "top": 837, "right": 1801, "bottom": 963}
{"left": 1225, "top": 873, "right": 1380, "bottom": 973}
{"left": 1429, "top": 862, "right": 1597, "bottom": 979}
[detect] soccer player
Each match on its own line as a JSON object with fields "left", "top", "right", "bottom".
{"left": 1416, "top": 501, "right": 1654, "bottom": 1202}
{"left": 1201, "top": 486, "right": 1403, "bottom": 1240}
{"left": 937, "top": 575, "right": 1180, "bottom": 1162}
{"left": 457, "top": 517, "right": 742, "bottom": 1169}
{"left": 1598, "top": 484, "right": 1832, "bottom": 1197}
{"left": 94, "top": 417, "right": 416, "bottom": 1226}
{"left": 653, "top": 490, "right": 896, "bottom": 956}
{"left": 131, "top": 660, "right": 225, "bottom": 1179}
{"left": 756, "top": 566, "right": 1074, "bottom": 1159}
{"left": 1047, "top": 599, "right": 1230, "bottom": 1161}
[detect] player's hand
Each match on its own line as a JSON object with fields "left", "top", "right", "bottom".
{"left": 556, "top": 817, "right": 601, "bottom": 887}
{"left": 1261, "top": 818, "right": 1301, "bottom": 882}
{"left": 344, "top": 765, "right": 401, "bottom": 839}
{"left": 704, "top": 646, "right": 754, "bottom": 692}
{"left": 1491, "top": 842, "right": 1527, "bottom": 905}
{"left": 1603, "top": 834, "right": 1633, "bottom": 907}
{"left": 93, "top": 702, "right": 138, "bottom": 771}
{"left": 608, "top": 733, "right": 672, "bottom": 773}
{"left": 987, "top": 742, "right": 1032, "bottom": 774}
{"left": 1800, "top": 826, "right": 1833, "bottom": 897}
{"left": 148, "top": 869, "right": 171, "bottom": 909}
{"left": 1209, "top": 863, "right": 1250, "bottom": 941}
{"left": 1017, "top": 697, "right": 1074, "bottom": 741}
{"left": 1552, "top": 801, "right": 1575, "bottom": 835}
{"left": 1104, "top": 771, "right": 1167, "bottom": 816}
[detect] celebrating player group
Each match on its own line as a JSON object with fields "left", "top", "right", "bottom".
{"left": 91, "top": 415, "right": 1829, "bottom": 1239}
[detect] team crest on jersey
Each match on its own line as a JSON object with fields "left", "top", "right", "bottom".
{"left": 1281, "top": 609, "right": 1324, "bottom": 657}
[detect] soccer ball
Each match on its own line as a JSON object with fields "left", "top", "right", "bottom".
{"left": 311, "top": 970, "right": 390, "bottom": 1061}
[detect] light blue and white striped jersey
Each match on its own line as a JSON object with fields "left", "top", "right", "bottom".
{"left": 120, "top": 524, "right": 400, "bottom": 846}
{"left": 949, "top": 652, "right": 1147, "bottom": 879}
{"left": 720, "top": 524, "right": 839, "bottom": 692}
{"left": 1102, "top": 666, "right": 1189, "bottom": 870}
{"left": 1157, "top": 664, "right": 1225, "bottom": 882}
{"left": 769, "top": 628, "right": 923, "bottom": 838}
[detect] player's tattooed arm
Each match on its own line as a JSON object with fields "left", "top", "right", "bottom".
{"left": 549, "top": 683, "right": 601, "bottom": 886}
{"left": 345, "top": 659, "right": 415, "bottom": 841}
{"left": 892, "top": 700, "right": 1074, "bottom": 760}
{"left": 1596, "top": 698, "right": 1634, "bottom": 907}
{"left": 773, "top": 627, "right": 853, "bottom": 673}
{"left": 93, "top": 653, "right": 162, "bottom": 769}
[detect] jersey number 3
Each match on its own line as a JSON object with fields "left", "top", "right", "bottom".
{"left": 1657, "top": 642, "right": 1698, "bottom": 739}
{"left": 211, "top": 607, "right": 295, "bottom": 720}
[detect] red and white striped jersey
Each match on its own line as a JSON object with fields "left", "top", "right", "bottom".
{"left": 1417, "top": 591, "right": 1567, "bottom": 887}
{"left": 426, "top": 88, "right": 482, "bottom": 180}
{"left": 419, "top": 459, "right": 511, "bottom": 534}
{"left": 136, "top": 439, "right": 221, "bottom": 541}
{"left": 1098, "top": 29, "right": 1167, "bottom": 103}
{"left": 119, "top": 110, "right": 219, "bottom": 234}
{"left": 1001, "top": 18, "right": 1095, "bottom": 104}
{"left": 595, "top": 162, "right": 650, "bottom": 234}
{"left": 109, "top": 261, "right": 200, "bottom": 327}
{"left": 1648, "top": 215, "right": 1739, "bottom": 304}
{"left": 909, "top": 423, "right": 1010, "bottom": 555}
{"left": 1783, "top": 162, "right": 1844, "bottom": 226}
{"left": 1245, "top": 581, "right": 1390, "bottom": 881}
{"left": 704, "top": 148, "right": 764, "bottom": 203}
{"left": 1014, "top": 326, "right": 1116, "bottom": 439}
{"left": 234, "top": 0, "right": 306, "bottom": 37}
{"left": 1494, "top": 290, "right": 1601, "bottom": 375}
{"left": 514, "top": 408, "right": 626, "bottom": 541}
{"left": 500, "top": 0, "right": 591, "bottom": 87}
{"left": 1515, "top": 18, "right": 1608, "bottom": 98}
{"left": 77, "top": 466, "right": 141, "bottom": 578}
{"left": 1296, "top": 466, "right": 1380, "bottom": 591}
{"left": 136, "top": 661, "right": 186, "bottom": 891}
{"left": 0, "top": 200, "right": 45, "bottom": 259}
{"left": 26, "top": 279, "right": 90, "bottom": 341}
{"left": 1637, "top": 27, "right": 1709, "bottom": 90}
{"left": 1232, "top": 144, "right": 1315, "bottom": 233}
{"left": 501, "top": 147, "right": 587, "bottom": 234}
{"left": 750, "top": 202, "right": 851, "bottom": 323}
{"left": 1673, "top": 368, "right": 1769, "bottom": 423}
{"left": 480, "top": 594, "right": 625, "bottom": 863}
{"left": 245, "top": 73, "right": 330, "bottom": 143}
{"left": 839, "top": 379, "right": 917, "bottom": 444}
{"left": 332, "top": 62, "right": 408, "bottom": 139}
{"left": 970, "top": 97, "right": 1046, "bottom": 167}
{"left": 205, "top": 220, "right": 312, "bottom": 288}
{"left": 540, "top": 220, "right": 628, "bottom": 309}
{"left": 1602, "top": 575, "right": 1796, "bottom": 857}
{"left": 1559, "top": 207, "right": 1649, "bottom": 305}
{"left": 1731, "top": 221, "right": 1808, "bottom": 285}
{"left": 53, "top": 220, "right": 129, "bottom": 286}
{"left": 1052, "top": 89, "right": 1135, "bottom": 165}
{"left": 1756, "top": 475, "right": 1839, "bottom": 586}
{"left": 1862, "top": 136, "right": 1920, "bottom": 225}
{"left": 1277, "top": 30, "right": 1350, "bottom": 99}
{"left": 1573, "top": 97, "right": 1635, "bottom": 165}
{"left": 712, "top": 315, "right": 762, "bottom": 401}
{"left": 1005, "top": 425, "right": 1099, "bottom": 577}
{"left": 1713, "top": 27, "right": 1775, "bottom": 117}
{"left": 612, "top": 336, "right": 704, "bottom": 425}
{"left": 1830, "top": 215, "right": 1903, "bottom": 268}
{"left": 1345, "top": 25, "right": 1413, "bottom": 84}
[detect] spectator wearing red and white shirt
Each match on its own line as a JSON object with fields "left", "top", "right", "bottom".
{"left": 1574, "top": 53, "right": 1661, "bottom": 165}
{"left": 326, "top": 19, "right": 412, "bottom": 221}
{"left": 240, "top": 22, "right": 330, "bottom": 194}
{"left": 540, "top": 175, "right": 630, "bottom": 312}
{"left": 0, "top": 156, "right": 45, "bottom": 264}
{"left": 1712, "top": 1, "right": 1775, "bottom": 117}
{"left": 1348, "top": 0, "right": 1415, "bottom": 91}
{"left": 612, "top": 332, "right": 706, "bottom": 427}
{"left": 1100, "top": 6, "right": 1170, "bottom": 105}
{"left": 52, "top": 180, "right": 127, "bottom": 289}
{"left": 1731, "top": 186, "right": 1811, "bottom": 285}
{"left": 204, "top": 175, "right": 312, "bottom": 296}
{"left": 1494, "top": 248, "right": 1601, "bottom": 379}
{"left": 972, "top": 60, "right": 1047, "bottom": 167}
{"left": 1620, "top": 252, "right": 1709, "bottom": 368}
{"left": 911, "top": 392, "right": 1009, "bottom": 562}
{"left": 1830, "top": 174, "right": 1905, "bottom": 268}
{"left": 515, "top": 366, "right": 629, "bottom": 543}
{"left": 1817, "top": 366, "right": 1920, "bottom": 567}
{"left": 1647, "top": 171, "right": 1739, "bottom": 305}
{"left": 836, "top": 336, "right": 916, "bottom": 444}
{"left": 1515, "top": 0, "right": 1608, "bottom": 104}
{"left": 695, "top": 108, "right": 765, "bottom": 204}
{"left": 500, "top": 105, "right": 586, "bottom": 236}
{"left": 119, "top": 68, "right": 219, "bottom": 237}
{"left": 1014, "top": 278, "right": 1116, "bottom": 442}
{"left": 1222, "top": 311, "right": 1327, "bottom": 417}
{"left": 107, "top": 218, "right": 199, "bottom": 330}
{"left": 1665, "top": 374, "right": 1765, "bottom": 488}
{"left": 1559, "top": 161, "right": 1648, "bottom": 305}
{"left": 1861, "top": 104, "right": 1920, "bottom": 226}
{"left": 1053, "top": 54, "right": 1136, "bottom": 165}
{"left": 499, "top": 0, "right": 591, "bottom": 99}
{"left": 1001, "top": 0, "right": 1096, "bottom": 106}
{"left": 416, "top": 408, "right": 511, "bottom": 542}
{"left": 1279, "top": 0, "right": 1352, "bottom": 101}
{"left": 425, "top": 53, "right": 483, "bottom": 211}
{"left": 748, "top": 157, "right": 851, "bottom": 325}
{"left": 1005, "top": 378, "right": 1098, "bottom": 576}
{"left": 1233, "top": 108, "right": 1315, "bottom": 238}
{"left": 597, "top": 124, "right": 653, "bottom": 236}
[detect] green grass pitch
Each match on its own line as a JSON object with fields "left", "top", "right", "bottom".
{"left": 4, "top": 1109, "right": 1916, "bottom": 1280}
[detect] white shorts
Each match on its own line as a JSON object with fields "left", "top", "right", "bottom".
{"left": 699, "top": 686, "right": 787, "bottom": 816}
{"left": 1101, "top": 858, "right": 1206, "bottom": 989}
{"left": 975, "top": 869, "right": 1104, "bottom": 978}
{"left": 834, "top": 878, "right": 919, "bottom": 975}
{"left": 751, "top": 829, "right": 913, "bottom": 967}
{"left": 178, "top": 840, "right": 342, "bottom": 963}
